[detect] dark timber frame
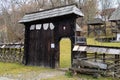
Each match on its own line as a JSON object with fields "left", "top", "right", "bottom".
{"left": 19, "top": 4, "right": 84, "bottom": 68}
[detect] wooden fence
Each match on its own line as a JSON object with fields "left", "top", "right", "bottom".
{"left": 0, "top": 43, "right": 24, "bottom": 63}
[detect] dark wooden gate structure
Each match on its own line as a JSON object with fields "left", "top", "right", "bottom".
{"left": 19, "top": 4, "right": 84, "bottom": 68}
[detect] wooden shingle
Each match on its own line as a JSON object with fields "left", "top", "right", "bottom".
{"left": 19, "top": 4, "right": 84, "bottom": 23}
{"left": 87, "top": 18, "right": 104, "bottom": 25}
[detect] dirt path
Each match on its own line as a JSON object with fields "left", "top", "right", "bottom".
{"left": 0, "top": 71, "right": 65, "bottom": 80}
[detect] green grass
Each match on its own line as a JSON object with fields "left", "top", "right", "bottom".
{"left": 87, "top": 38, "right": 120, "bottom": 47}
{"left": 0, "top": 62, "right": 52, "bottom": 75}
{"left": 1, "top": 62, "right": 113, "bottom": 80}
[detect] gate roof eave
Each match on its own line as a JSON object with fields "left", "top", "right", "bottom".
{"left": 19, "top": 4, "right": 84, "bottom": 23}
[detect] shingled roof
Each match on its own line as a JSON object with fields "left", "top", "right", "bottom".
{"left": 101, "top": 8, "right": 115, "bottom": 16}
{"left": 109, "top": 6, "right": 120, "bottom": 21}
{"left": 87, "top": 18, "right": 104, "bottom": 25}
{"left": 19, "top": 4, "right": 84, "bottom": 23}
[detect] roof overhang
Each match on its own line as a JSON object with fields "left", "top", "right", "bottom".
{"left": 87, "top": 18, "right": 104, "bottom": 25}
{"left": 19, "top": 4, "right": 84, "bottom": 23}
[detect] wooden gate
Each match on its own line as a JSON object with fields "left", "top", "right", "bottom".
{"left": 19, "top": 4, "right": 84, "bottom": 68}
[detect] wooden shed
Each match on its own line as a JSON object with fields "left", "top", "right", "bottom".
{"left": 109, "top": 6, "right": 120, "bottom": 42}
{"left": 19, "top": 4, "right": 84, "bottom": 68}
{"left": 87, "top": 18, "right": 106, "bottom": 36}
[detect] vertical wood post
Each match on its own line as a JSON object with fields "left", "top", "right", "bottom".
{"left": 94, "top": 52, "right": 97, "bottom": 62}
{"left": 103, "top": 53, "right": 105, "bottom": 63}
{"left": 115, "top": 55, "right": 119, "bottom": 64}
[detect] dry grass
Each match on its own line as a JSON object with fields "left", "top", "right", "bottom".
{"left": 0, "top": 62, "right": 53, "bottom": 75}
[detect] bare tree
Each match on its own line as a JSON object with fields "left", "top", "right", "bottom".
{"left": 0, "top": 0, "right": 28, "bottom": 42}
{"left": 80, "top": 0, "right": 98, "bottom": 23}
{"left": 0, "top": 0, "right": 98, "bottom": 42}
{"left": 49, "top": 0, "right": 63, "bottom": 8}
{"left": 100, "top": 0, "right": 114, "bottom": 21}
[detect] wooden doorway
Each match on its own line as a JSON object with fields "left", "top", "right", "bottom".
{"left": 60, "top": 38, "right": 71, "bottom": 68}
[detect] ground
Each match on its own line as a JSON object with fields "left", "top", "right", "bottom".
{"left": 0, "top": 38, "right": 119, "bottom": 80}
{"left": 0, "top": 63, "right": 114, "bottom": 80}
{"left": 0, "top": 70, "right": 64, "bottom": 80}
